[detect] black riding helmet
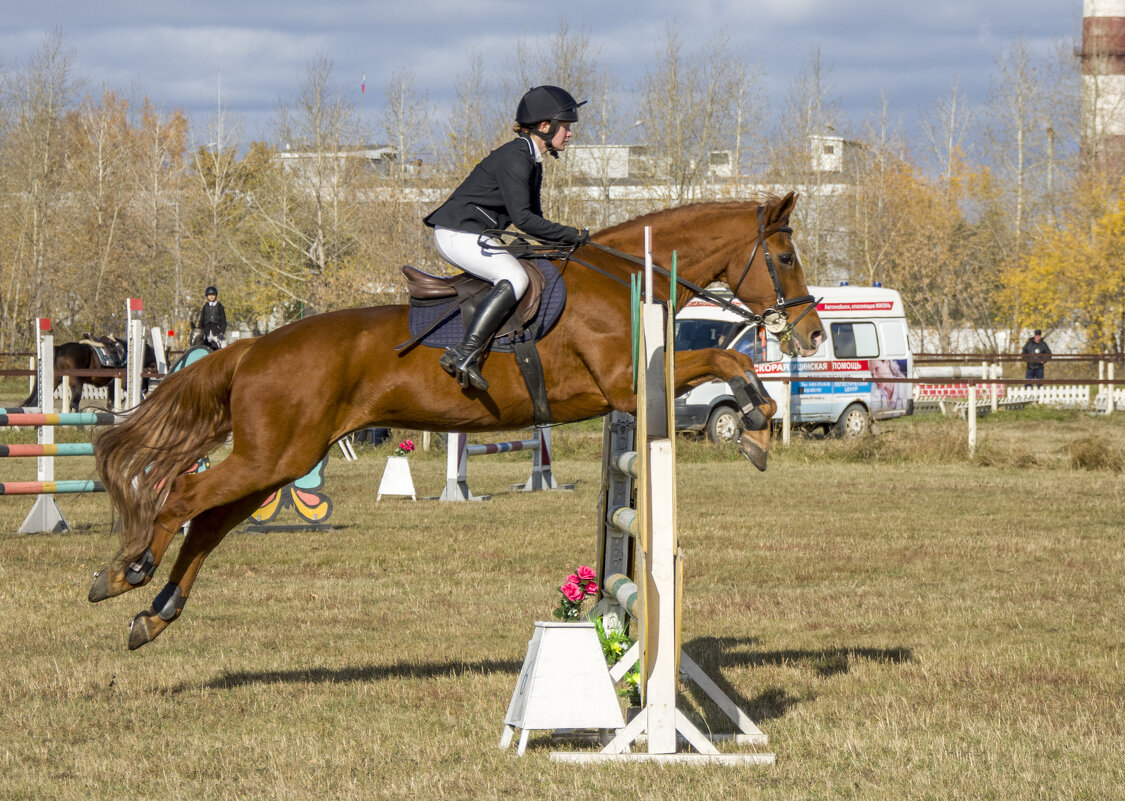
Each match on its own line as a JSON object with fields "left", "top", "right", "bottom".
{"left": 516, "top": 85, "right": 586, "bottom": 159}
{"left": 205, "top": 286, "right": 217, "bottom": 296}
{"left": 515, "top": 85, "right": 587, "bottom": 125}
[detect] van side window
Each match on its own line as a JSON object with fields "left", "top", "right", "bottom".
{"left": 878, "top": 320, "right": 907, "bottom": 355}
{"left": 831, "top": 322, "right": 879, "bottom": 358}
{"left": 673, "top": 319, "right": 744, "bottom": 352}
{"left": 732, "top": 326, "right": 781, "bottom": 362}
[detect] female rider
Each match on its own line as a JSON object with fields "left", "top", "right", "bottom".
{"left": 423, "top": 85, "right": 589, "bottom": 391}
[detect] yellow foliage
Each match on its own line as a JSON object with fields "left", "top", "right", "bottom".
{"left": 1004, "top": 182, "right": 1125, "bottom": 349}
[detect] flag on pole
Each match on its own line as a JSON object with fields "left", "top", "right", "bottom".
{"left": 362, "top": 73, "right": 366, "bottom": 94}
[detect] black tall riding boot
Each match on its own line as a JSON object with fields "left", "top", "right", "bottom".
{"left": 439, "top": 280, "right": 518, "bottom": 391}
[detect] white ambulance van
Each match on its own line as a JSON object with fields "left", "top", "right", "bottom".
{"left": 674, "top": 284, "right": 913, "bottom": 439}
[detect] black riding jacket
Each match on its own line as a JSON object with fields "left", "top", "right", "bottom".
{"left": 423, "top": 135, "right": 580, "bottom": 244}
{"left": 199, "top": 301, "right": 227, "bottom": 335}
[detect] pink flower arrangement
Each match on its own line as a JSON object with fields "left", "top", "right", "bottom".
{"left": 553, "top": 565, "right": 599, "bottom": 621}
{"left": 393, "top": 439, "right": 415, "bottom": 457}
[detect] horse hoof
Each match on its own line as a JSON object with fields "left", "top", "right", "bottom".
{"left": 739, "top": 435, "right": 769, "bottom": 472}
{"left": 89, "top": 569, "right": 122, "bottom": 603}
{"left": 128, "top": 612, "right": 165, "bottom": 650}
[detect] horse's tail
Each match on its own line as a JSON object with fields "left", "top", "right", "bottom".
{"left": 95, "top": 338, "right": 256, "bottom": 565}
{"left": 20, "top": 380, "right": 37, "bottom": 409}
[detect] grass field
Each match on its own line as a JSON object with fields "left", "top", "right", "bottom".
{"left": 1, "top": 382, "right": 1122, "bottom": 800}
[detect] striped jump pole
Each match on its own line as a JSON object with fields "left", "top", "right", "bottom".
{"left": 0, "top": 480, "right": 104, "bottom": 495}
{"left": 0, "top": 412, "right": 120, "bottom": 427}
{"left": 1, "top": 325, "right": 114, "bottom": 533}
{"left": 0, "top": 443, "right": 95, "bottom": 457}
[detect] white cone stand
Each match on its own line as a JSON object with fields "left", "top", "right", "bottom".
{"left": 376, "top": 456, "right": 416, "bottom": 500}
{"left": 500, "top": 621, "right": 625, "bottom": 755}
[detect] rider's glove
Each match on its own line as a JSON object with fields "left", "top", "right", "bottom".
{"left": 567, "top": 227, "right": 590, "bottom": 246}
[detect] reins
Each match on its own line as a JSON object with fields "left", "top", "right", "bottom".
{"left": 479, "top": 208, "right": 819, "bottom": 339}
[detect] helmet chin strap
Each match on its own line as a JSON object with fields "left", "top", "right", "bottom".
{"left": 531, "top": 120, "right": 562, "bottom": 159}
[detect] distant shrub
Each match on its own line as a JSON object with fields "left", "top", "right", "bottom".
{"left": 1063, "top": 436, "right": 1123, "bottom": 472}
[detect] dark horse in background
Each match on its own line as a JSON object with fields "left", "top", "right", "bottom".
{"left": 89, "top": 193, "right": 825, "bottom": 650}
{"left": 21, "top": 336, "right": 157, "bottom": 412}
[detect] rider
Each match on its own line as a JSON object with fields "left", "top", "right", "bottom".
{"left": 423, "top": 85, "right": 590, "bottom": 391}
{"left": 198, "top": 285, "right": 228, "bottom": 349}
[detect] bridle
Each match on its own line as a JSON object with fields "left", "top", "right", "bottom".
{"left": 725, "top": 204, "right": 817, "bottom": 339}
{"left": 479, "top": 204, "right": 818, "bottom": 341}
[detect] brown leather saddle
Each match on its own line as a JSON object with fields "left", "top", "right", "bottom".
{"left": 396, "top": 259, "right": 559, "bottom": 424}
{"left": 80, "top": 335, "right": 127, "bottom": 368}
{"left": 396, "top": 259, "right": 547, "bottom": 352}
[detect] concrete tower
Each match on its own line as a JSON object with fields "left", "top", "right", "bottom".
{"left": 1082, "top": 0, "right": 1125, "bottom": 174}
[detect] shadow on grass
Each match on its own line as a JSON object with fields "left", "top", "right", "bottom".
{"left": 682, "top": 636, "right": 914, "bottom": 725}
{"left": 168, "top": 658, "right": 524, "bottom": 694}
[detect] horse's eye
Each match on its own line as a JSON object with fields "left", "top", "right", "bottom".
{"left": 778, "top": 253, "right": 795, "bottom": 267}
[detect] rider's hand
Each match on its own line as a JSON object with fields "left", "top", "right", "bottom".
{"left": 568, "top": 227, "right": 590, "bottom": 246}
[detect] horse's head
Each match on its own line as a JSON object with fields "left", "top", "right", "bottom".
{"left": 724, "top": 193, "right": 824, "bottom": 357}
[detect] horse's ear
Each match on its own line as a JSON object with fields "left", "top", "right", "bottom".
{"left": 776, "top": 191, "right": 798, "bottom": 224}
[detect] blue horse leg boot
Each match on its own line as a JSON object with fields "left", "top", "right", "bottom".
{"left": 728, "top": 373, "right": 773, "bottom": 431}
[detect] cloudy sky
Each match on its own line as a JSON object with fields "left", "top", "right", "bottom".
{"left": 3, "top": 0, "right": 1084, "bottom": 145}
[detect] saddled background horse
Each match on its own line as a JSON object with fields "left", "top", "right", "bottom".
{"left": 89, "top": 193, "right": 824, "bottom": 650}
{"left": 22, "top": 337, "right": 158, "bottom": 413}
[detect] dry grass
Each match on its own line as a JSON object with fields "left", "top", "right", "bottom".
{"left": 1, "top": 389, "right": 1123, "bottom": 800}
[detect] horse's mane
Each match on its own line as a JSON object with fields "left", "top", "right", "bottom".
{"left": 597, "top": 195, "right": 783, "bottom": 238}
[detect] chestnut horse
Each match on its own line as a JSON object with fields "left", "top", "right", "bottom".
{"left": 89, "top": 193, "right": 824, "bottom": 650}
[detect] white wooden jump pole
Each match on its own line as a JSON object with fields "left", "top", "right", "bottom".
{"left": 439, "top": 426, "right": 570, "bottom": 501}
{"left": 553, "top": 227, "right": 774, "bottom": 765}
{"left": 125, "top": 298, "right": 145, "bottom": 410}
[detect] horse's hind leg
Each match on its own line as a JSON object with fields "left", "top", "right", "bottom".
{"left": 87, "top": 494, "right": 190, "bottom": 603}
{"left": 90, "top": 453, "right": 293, "bottom": 604}
{"left": 126, "top": 490, "right": 270, "bottom": 650}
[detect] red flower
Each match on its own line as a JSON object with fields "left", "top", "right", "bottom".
{"left": 560, "top": 581, "right": 585, "bottom": 602}
{"left": 584, "top": 581, "right": 599, "bottom": 595}
{"left": 576, "top": 565, "right": 596, "bottom": 582}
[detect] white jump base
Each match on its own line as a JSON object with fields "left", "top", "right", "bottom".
{"left": 439, "top": 427, "right": 572, "bottom": 501}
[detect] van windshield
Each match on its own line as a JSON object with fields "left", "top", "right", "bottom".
{"left": 674, "top": 319, "right": 744, "bottom": 351}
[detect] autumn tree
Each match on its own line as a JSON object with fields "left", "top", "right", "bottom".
{"left": 1002, "top": 184, "right": 1125, "bottom": 351}
{"left": 765, "top": 48, "right": 848, "bottom": 282}
{"left": 0, "top": 30, "right": 79, "bottom": 349}
{"left": 242, "top": 55, "right": 371, "bottom": 320}
{"left": 129, "top": 100, "right": 189, "bottom": 331}
{"left": 636, "top": 27, "right": 757, "bottom": 208}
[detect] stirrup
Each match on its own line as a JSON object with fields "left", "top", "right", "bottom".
{"left": 440, "top": 347, "right": 489, "bottom": 391}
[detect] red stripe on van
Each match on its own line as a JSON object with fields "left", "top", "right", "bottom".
{"left": 817, "top": 301, "right": 895, "bottom": 312}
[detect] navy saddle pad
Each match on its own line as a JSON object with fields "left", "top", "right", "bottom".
{"left": 406, "top": 259, "right": 567, "bottom": 353}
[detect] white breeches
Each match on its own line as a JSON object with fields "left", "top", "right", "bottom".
{"left": 433, "top": 227, "right": 529, "bottom": 299}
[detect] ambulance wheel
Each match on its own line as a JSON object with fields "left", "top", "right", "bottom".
{"left": 706, "top": 405, "right": 741, "bottom": 443}
{"left": 834, "top": 403, "right": 870, "bottom": 438}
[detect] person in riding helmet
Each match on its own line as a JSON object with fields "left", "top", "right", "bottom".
{"left": 423, "top": 85, "right": 590, "bottom": 391}
{"left": 198, "top": 285, "right": 227, "bottom": 349}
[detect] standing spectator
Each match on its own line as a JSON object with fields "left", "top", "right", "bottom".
{"left": 1021, "top": 329, "right": 1051, "bottom": 384}
{"left": 198, "top": 285, "right": 228, "bottom": 350}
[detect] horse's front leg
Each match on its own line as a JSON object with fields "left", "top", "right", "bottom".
{"left": 674, "top": 349, "right": 776, "bottom": 471}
